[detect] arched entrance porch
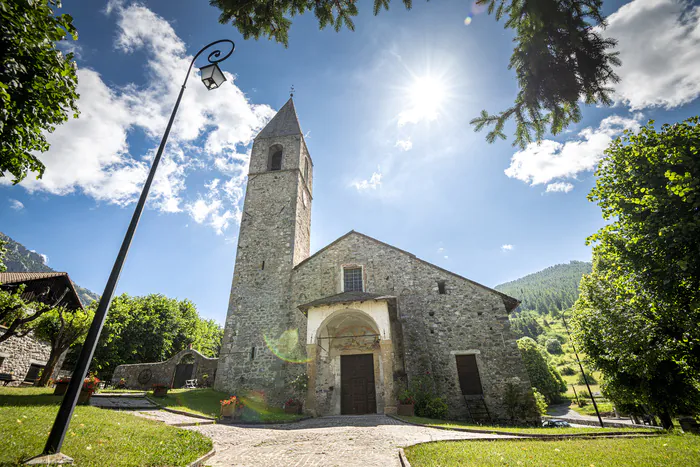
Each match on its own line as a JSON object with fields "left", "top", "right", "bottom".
{"left": 304, "top": 300, "right": 398, "bottom": 416}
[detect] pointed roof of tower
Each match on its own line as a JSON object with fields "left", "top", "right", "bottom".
{"left": 256, "top": 98, "right": 302, "bottom": 140}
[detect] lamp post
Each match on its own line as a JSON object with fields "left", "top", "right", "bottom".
{"left": 27, "top": 39, "right": 235, "bottom": 465}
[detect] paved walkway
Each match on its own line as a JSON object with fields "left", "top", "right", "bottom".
{"left": 90, "top": 394, "right": 157, "bottom": 410}
{"left": 135, "top": 411, "right": 516, "bottom": 467}
{"left": 547, "top": 403, "right": 640, "bottom": 427}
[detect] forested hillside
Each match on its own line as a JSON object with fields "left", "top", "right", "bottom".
{"left": 495, "top": 261, "right": 591, "bottom": 314}
{"left": 0, "top": 232, "right": 99, "bottom": 306}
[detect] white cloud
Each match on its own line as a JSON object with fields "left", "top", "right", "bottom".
{"left": 395, "top": 139, "right": 413, "bottom": 151}
{"left": 545, "top": 182, "right": 574, "bottom": 193}
{"left": 352, "top": 169, "right": 382, "bottom": 191}
{"left": 185, "top": 177, "right": 245, "bottom": 235}
{"left": 443, "top": 255, "right": 449, "bottom": 259}
{"left": 3, "top": 2, "right": 274, "bottom": 233}
{"left": 501, "top": 244, "right": 514, "bottom": 252}
{"left": 437, "top": 247, "right": 444, "bottom": 253}
{"left": 30, "top": 250, "right": 49, "bottom": 265}
{"left": 606, "top": 0, "right": 700, "bottom": 110}
{"left": 505, "top": 115, "right": 640, "bottom": 186}
{"left": 9, "top": 199, "right": 24, "bottom": 210}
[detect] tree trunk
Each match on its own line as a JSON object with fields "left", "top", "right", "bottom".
{"left": 38, "top": 347, "right": 63, "bottom": 387}
{"left": 659, "top": 412, "right": 674, "bottom": 429}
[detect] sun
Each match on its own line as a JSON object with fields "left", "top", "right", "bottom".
{"left": 408, "top": 75, "right": 447, "bottom": 118}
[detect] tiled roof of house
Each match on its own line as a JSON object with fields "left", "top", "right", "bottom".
{"left": 0, "top": 271, "right": 84, "bottom": 310}
{"left": 0, "top": 272, "right": 69, "bottom": 283}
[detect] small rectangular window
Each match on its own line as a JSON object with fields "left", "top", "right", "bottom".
{"left": 438, "top": 281, "right": 446, "bottom": 294}
{"left": 250, "top": 346, "right": 256, "bottom": 361}
{"left": 261, "top": 261, "right": 265, "bottom": 270}
{"left": 304, "top": 159, "right": 309, "bottom": 181}
{"left": 456, "top": 355, "right": 483, "bottom": 395}
{"left": 24, "top": 363, "right": 44, "bottom": 383}
{"left": 343, "top": 267, "right": 363, "bottom": 292}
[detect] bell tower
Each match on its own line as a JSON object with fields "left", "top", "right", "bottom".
{"left": 215, "top": 98, "right": 313, "bottom": 400}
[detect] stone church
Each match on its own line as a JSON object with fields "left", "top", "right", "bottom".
{"left": 215, "top": 98, "right": 536, "bottom": 421}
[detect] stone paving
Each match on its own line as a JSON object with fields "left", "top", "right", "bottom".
{"left": 134, "top": 411, "right": 515, "bottom": 467}
{"left": 89, "top": 394, "right": 157, "bottom": 410}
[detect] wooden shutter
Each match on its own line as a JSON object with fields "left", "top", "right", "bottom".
{"left": 455, "top": 354, "right": 483, "bottom": 395}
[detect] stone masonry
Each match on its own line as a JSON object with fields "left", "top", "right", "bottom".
{"left": 112, "top": 349, "right": 218, "bottom": 390}
{"left": 0, "top": 326, "right": 61, "bottom": 385}
{"left": 216, "top": 97, "right": 536, "bottom": 421}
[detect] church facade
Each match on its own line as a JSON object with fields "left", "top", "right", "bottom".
{"left": 215, "top": 98, "right": 536, "bottom": 421}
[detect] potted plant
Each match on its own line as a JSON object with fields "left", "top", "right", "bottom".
{"left": 220, "top": 395, "right": 242, "bottom": 419}
{"left": 284, "top": 398, "right": 303, "bottom": 414}
{"left": 115, "top": 377, "right": 127, "bottom": 389}
{"left": 397, "top": 389, "right": 415, "bottom": 416}
{"left": 152, "top": 383, "right": 169, "bottom": 397}
{"left": 79, "top": 373, "right": 100, "bottom": 405}
{"left": 54, "top": 377, "right": 70, "bottom": 396}
{"left": 201, "top": 374, "right": 209, "bottom": 388}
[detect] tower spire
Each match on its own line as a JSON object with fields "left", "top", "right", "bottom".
{"left": 256, "top": 97, "right": 302, "bottom": 140}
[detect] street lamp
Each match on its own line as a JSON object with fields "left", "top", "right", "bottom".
{"left": 26, "top": 39, "right": 236, "bottom": 466}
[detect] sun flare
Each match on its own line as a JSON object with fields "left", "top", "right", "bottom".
{"left": 408, "top": 75, "right": 447, "bottom": 117}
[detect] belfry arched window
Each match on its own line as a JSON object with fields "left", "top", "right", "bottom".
{"left": 269, "top": 145, "right": 283, "bottom": 171}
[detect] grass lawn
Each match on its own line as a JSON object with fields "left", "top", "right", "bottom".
{"left": 0, "top": 387, "right": 212, "bottom": 467}
{"left": 396, "top": 416, "right": 659, "bottom": 435}
{"left": 150, "top": 388, "right": 306, "bottom": 423}
{"left": 404, "top": 433, "right": 700, "bottom": 466}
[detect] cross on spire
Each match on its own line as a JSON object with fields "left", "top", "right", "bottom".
{"left": 290, "top": 85, "right": 295, "bottom": 98}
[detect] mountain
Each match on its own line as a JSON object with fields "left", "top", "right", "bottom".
{"left": 0, "top": 232, "right": 99, "bottom": 306}
{"left": 495, "top": 260, "right": 592, "bottom": 314}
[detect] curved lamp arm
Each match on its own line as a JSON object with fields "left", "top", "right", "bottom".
{"left": 183, "top": 39, "right": 236, "bottom": 90}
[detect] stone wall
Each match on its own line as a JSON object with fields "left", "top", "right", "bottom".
{"left": 0, "top": 326, "right": 59, "bottom": 385}
{"left": 112, "top": 349, "right": 218, "bottom": 390}
{"left": 292, "top": 232, "right": 538, "bottom": 422}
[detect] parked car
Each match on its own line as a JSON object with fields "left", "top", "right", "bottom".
{"left": 542, "top": 419, "right": 572, "bottom": 428}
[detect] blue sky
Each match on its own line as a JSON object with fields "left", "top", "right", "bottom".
{"left": 2, "top": 0, "right": 700, "bottom": 323}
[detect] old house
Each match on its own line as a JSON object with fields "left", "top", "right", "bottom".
{"left": 215, "top": 98, "right": 536, "bottom": 421}
{"left": 0, "top": 272, "right": 83, "bottom": 385}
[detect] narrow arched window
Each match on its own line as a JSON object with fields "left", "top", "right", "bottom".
{"left": 269, "top": 146, "right": 283, "bottom": 171}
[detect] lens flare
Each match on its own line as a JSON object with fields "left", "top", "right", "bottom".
{"left": 263, "top": 328, "right": 311, "bottom": 364}
{"left": 464, "top": 15, "right": 473, "bottom": 25}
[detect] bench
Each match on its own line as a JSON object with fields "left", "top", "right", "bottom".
{"left": 184, "top": 379, "right": 198, "bottom": 389}
{"left": 0, "top": 373, "right": 18, "bottom": 386}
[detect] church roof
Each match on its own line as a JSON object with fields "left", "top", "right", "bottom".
{"left": 294, "top": 230, "right": 521, "bottom": 312}
{"left": 0, "top": 271, "right": 84, "bottom": 311}
{"left": 298, "top": 291, "right": 396, "bottom": 314}
{"left": 255, "top": 98, "right": 302, "bottom": 139}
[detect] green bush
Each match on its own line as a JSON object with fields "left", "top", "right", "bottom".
{"left": 409, "top": 374, "right": 434, "bottom": 416}
{"left": 517, "top": 337, "right": 567, "bottom": 402}
{"left": 560, "top": 366, "right": 576, "bottom": 376}
{"left": 424, "top": 397, "right": 449, "bottom": 419}
{"left": 532, "top": 389, "right": 548, "bottom": 415}
{"left": 545, "top": 338, "right": 563, "bottom": 355}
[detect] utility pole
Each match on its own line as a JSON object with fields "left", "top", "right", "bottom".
{"left": 561, "top": 313, "right": 604, "bottom": 428}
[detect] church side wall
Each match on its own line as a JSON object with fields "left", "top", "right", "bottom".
{"left": 292, "top": 233, "right": 536, "bottom": 421}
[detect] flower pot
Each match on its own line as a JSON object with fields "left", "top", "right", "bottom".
{"left": 397, "top": 403, "right": 415, "bottom": 417}
{"left": 220, "top": 404, "right": 236, "bottom": 418}
{"left": 153, "top": 387, "right": 169, "bottom": 397}
{"left": 77, "top": 390, "right": 92, "bottom": 405}
{"left": 285, "top": 404, "right": 302, "bottom": 414}
{"left": 54, "top": 381, "right": 69, "bottom": 396}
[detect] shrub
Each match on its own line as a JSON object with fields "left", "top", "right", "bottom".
{"left": 545, "top": 338, "right": 563, "bottom": 355}
{"left": 532, "top": 388, "right": 548, "bottom": 415}
{"left": 503, "top": 380, "right": 537, "bottom": 421}
{"left": 409, "top": 374, "right": 435, "bottom": 416}
{"left": 560, "top": 366, "right": 576, "bottom": 376}
{"left": 424, "top": 397, "right": 448, "bottom": 419}
{"left": 517, "top": 337, "right": 567, "bottom": 402}
{"left": 577, "top": 372, "right": 598, "bottom": 385}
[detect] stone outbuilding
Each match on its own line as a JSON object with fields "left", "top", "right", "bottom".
{"left": 0, "top": 272, "right": 83, "bottom": 385}
{"left": 111, "top": 349, "right": 218, "bottom": 390}
{"left": 216, "top": 98, "right": 537, "bottom": 422}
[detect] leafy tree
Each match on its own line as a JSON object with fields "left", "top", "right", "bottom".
{"left": 0, "top": 284, "right": 53, "bottom": 343}
{"left": 211, "top": 0, "right": 619, "bottom": 145}
{"left": 573, "top": 116, "right": 700, "bottom": 429}
{"left": 545, "top": 338, "right": 563, "bottom": 355}
{"left": 1, "top": 0, "right": 79, "bottom": 183}
{"left": 509, "top": 310, "right": 543, "bottom": 339}
{"left": 517, "top": 337, "right": 566, "bottom": 403}
{"left": 81, "top": 294, "right": 223, "bottom": 379}
{"left": 33, "top": 304, "right": 93, "bottom": 386}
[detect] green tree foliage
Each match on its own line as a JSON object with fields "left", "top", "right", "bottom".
{"left": 517, "top": 337, "right": 566, "bottom": 403}
{"left": 211, "top": 0, "right": 619, "bottom": 145}
{"left": 0, "top": 0, "right": 79, "bottom": 183}
{"left": 532, "top": 388, "right": 548, "bottom": 415}
{"left": 34, "top": 304, "right": 93, "bottom": 386}
{"left": 573, "top": 116, "right": 700, "bottom": 428}
{"left": 545, "top": 338, "right": 563, "bottom": 355}
{"left": 86, "top": 294, "right": 223, "bottom": 379}
{"left": 496, "top": 261, "right": 592, "bottom": 315}
{"left": 0, "top": 284, "right": 51, "bottom": 343}
{"left": 509, "top": 310, "right": 543, "bottom": 339}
